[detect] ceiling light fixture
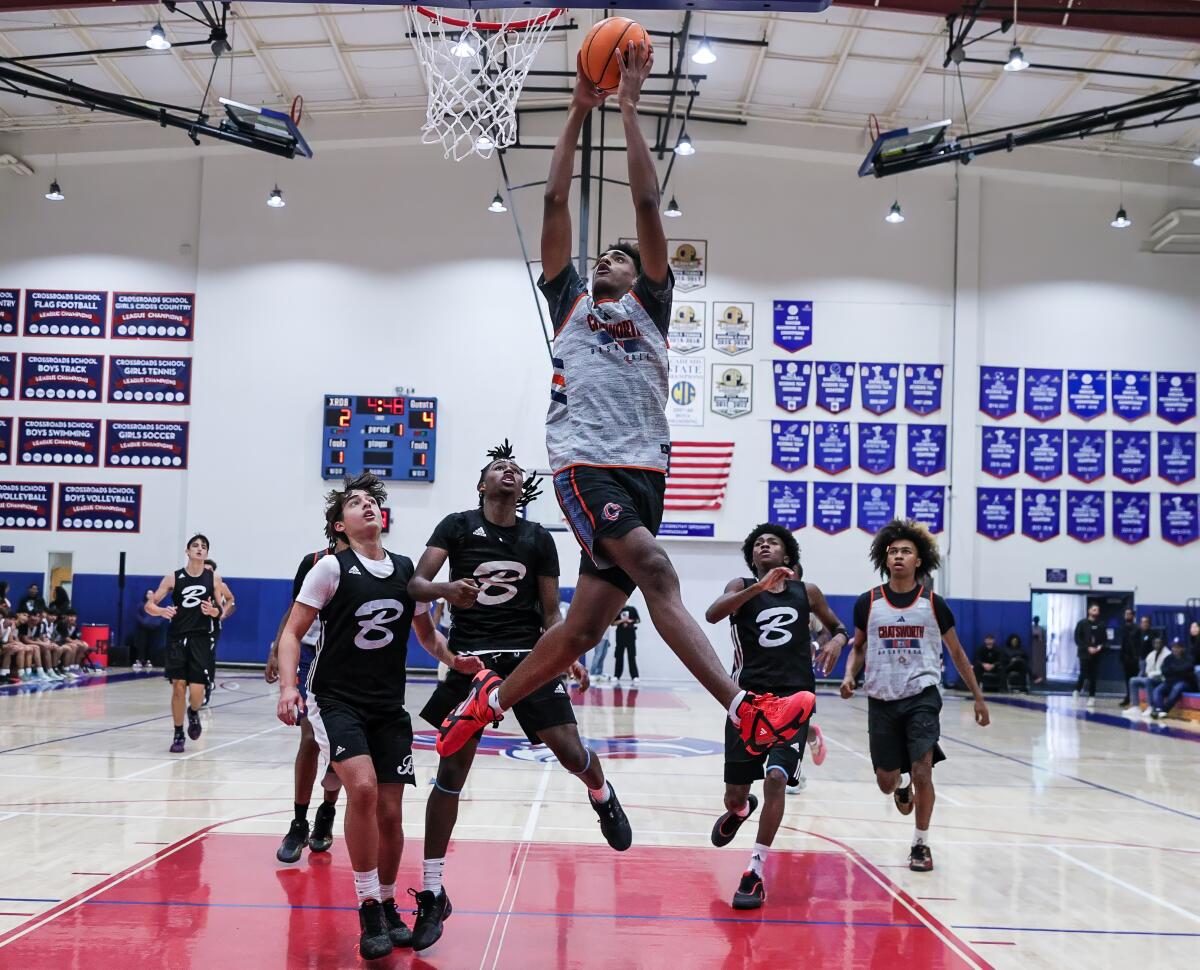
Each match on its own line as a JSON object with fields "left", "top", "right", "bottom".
{"left": 1110, "top": 206, "right": 1131, "bottom": 229}
{"left": 885, "top": 200, "right": 904, "bottom": 224}
{"left": 1004, "top": 45, "right": 1029, "bottom": 72}
{"left": 488, "top": 190, "right": 507, "bottom": 213}
{"left": 663, "top": 196, "right": 682, "bottom": 218}
{"left": 692, "top": 37, "right": 716, "bottom": 65}
{"left": 267, "top": 184, "right": 285, "bottom": 208}
{"left": 146, "top": 21, "right": 171, "bottom": 51}
{"left": 44, "top": 179, "right": 64, "bottom": 202}
{"left": 674, "top": 133, "right": 695, "bottom": 156}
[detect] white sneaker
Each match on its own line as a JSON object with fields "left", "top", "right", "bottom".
{"left": 132, "top": 661, "right": 143, "bottom": 670}
{"left": 1139, "top": 707, "right": 1152, "bottom": 717}
{"left": 1072, "top": 690, "right": 1079, "bottom": 700}
{"left": 786, "top": 774, "right": 807, "bottom": 794}
{"left": 631, "top": 677, "right": 640, "bottom": 686}
{"left": 1086, "top": 697, "right": 1095, "bottom": 709}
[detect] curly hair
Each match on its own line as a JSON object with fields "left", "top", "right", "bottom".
{"left": 868, "top": 518, "right": 941, "bottom": 581}
{"left": 324, "top": 471, "right": 388, "bottom": 545}
{"left": 477, "top": 439, "right": 544, "bottom": 510}
{"left": 602, "top": 241, "right": 641, "bottom": 276}
{"left": 741, "top": 523, "right": 801, "bottom": 575}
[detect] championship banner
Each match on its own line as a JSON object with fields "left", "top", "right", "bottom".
{"left": 904, "top": 364, "right": 944, "bottom": 416}
{"left": 856, "top": 483, "right": 896, "bottom": 534}
{"left": 977, "top": 488, "right": 1015, "bottom": 540}
{"left": 1023, "top": 368, "right": 1063, "bottom": 422}
{"left": 1111, "top": 370, "right": 1151, "bottom": 421}
{"left": 907, "top": 424, "right": 947, "bottom": 477}
{"left": 0, "top": 288, "right": 16, "bottom": 335}
{"left": 859, "top": 363, "right": 899, "bottom": 414}
{"left": 667, "top": 302, "right": 705, "bottom": 354}
{"left": 979, "top": 365, "right": 1019, "bottom": 419}
{"left": 19, "top": 354, "right": 104, "bottom": 401}
{"left": 0, "top": 417, "right": 11, "bottom": 464}
{"left": 112, "top": 292, "right": 196, "bottom": 341}
{"left": 1021, "top": 489, "right": 1061, "bottom": 542}
{"left": 1156, "top": 372, "right": 1197, "bottom": 425}
{"left": 1161, "top": 493, "right": 1199, "bottom": 546}
{"left": 772, "top": 300, "right": 813, "bottom": 352}
{"left": 0, "top": 481, "right": 52, "bottom": 530}
{"left": 710, "top": 364, "right": 753, "bottom": 419}
{"left": 772, "top": 360, "right": 812, "bottom": 412}
{"left": 857, "top": 422, "right": 897, "bottom": 474}
{"left": 1066, "top": 491, "right": 1105, "bottom": 543}
{"left": 17, "top": 417, "right": 101, "bottom": 466}
{"left": 104, "top": 420, "right": 188, "bottom": 469}
{"left": 0, "top": 351, "right": 14, "bottom": 400}
{"left": 23, "top": 290, "right": 107, "bottom": 338}
{"left": 812, "top": 482, "right": 851, "bottom": 534}
{"left": 812, "top": 421, "right": 850, "bottom": 474}
{"left": 1113, "top": 430, "right": 1151, "bottom": 484}
{"left": 1158, "top": 431, "right": 1196, "bottom": 485}
{"left": 1067, "top": 369, "right": 1107, "bottom": 420}
{"left": 666, "top": 356, "right": 705, "bottom": 427}
{"left": 711, "top": 302, "right": 753, "bottom": 356}
{"left": 814, "top": 361, "right": 855, "bottom": 413}
{"left": 767, "top": 480, "right": 807, "bottom": 530}
{"left": 1023, "top": 428, "right": 1064, "bottom": 482}
{"left": 770, "top": 421, "right": 810, "bottom": 472}
{"left": 1112, "top": 492, "right": 1150, "bottom": 545}
{"left": 56, "top": 483, "right": 141, "bottom": 533}
{"left": 1066, "top": 429, "right": 1106, "bottom": 483}
{"left": 906, "top": 485, "right": 945, "bottom": 533}
{"left": 668, "top": 240, "right": 706, "bottom": 293}
{"left": 107, "top": 355, "right": 193, "bottom": 405}
{"left": 981, "top": 426, "right": 1020, "bottom": 478}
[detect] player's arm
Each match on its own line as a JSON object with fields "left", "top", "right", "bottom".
{"left": 214, "top": 574, "right": 235, "bottom": 620}
{"left": 144, "top": 573, "right": 176, "bottom": 618}
{"left": 276, "top": 602, "right": 317, "bottom": 725}
{"left": 705, "top": 568, "right": 792, "bottom": 623}
{"left": 806, "top": 582, "right": 849, "bottom": 676}
{"left": 839, "top": 629, "right": 868, "bottom": 698}
{"left": 616, "top": 43, "right": 668, "bottom": 284}
{"left": 943, "top": 627, "right": 991, "bottom": 726}
{"left": 409, "top": 546, "right": 480, "bottom": 610}
{"left": 412, "top": 610, "right": 483, "bottom": 676}
{"left": 265, "top": 604, "right": 291, "bottom": 684}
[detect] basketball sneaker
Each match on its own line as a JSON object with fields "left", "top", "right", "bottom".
{"left": 893, "top": 782, "right": 914, "bottom": 816}
{"left": 308, "top": 801, "right": 336, "bottom": 853}
{"left": 710, "top": 793, "right": 759, "bottom": 847}
{"left": 276, "top": 819, "right": 309, "bottom": 864}
{"left": 436, "top": 668, "right": 504, "bottom": 756}
{"left": 736, "top": 690, "right": 816, "bottom": 755}
{"left": 908, "top": 843, "right": 934, "bottom": 871}
{"left": 731, "top": 870, "right": 765, "bottom": 910}
{"left": 381, "top": 898, "right": 412, "bottom": 948}
{"left": 358, "top": 900, "right": 393, "bottom": 960}
{"left": 589, "top": 783, "right": 633, "bottom": 851}
{"left": 807, "top": 723, "right": 827, "bottom": 766}
{"left": 186, "top": 707, "right": 202, "bottom": 741}
{"left": 170, "top": 733, "right": 185, "bottom": 754}
{"left": 410, "top": 887, "right": 452, "bottom": 952}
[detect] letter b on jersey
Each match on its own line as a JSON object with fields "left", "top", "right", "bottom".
{"left": 756, "top": 606, "right": 799, "bottom": 648}
{"left": 473, "top": 561, "right": 526, "bottom": 606}
{"left": 354, "top": 598, "right": 406, "bottom": 650}
{"left": 180, "top": 585, "right": 207, "bottom": 609}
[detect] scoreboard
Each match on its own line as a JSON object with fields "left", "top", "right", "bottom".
{"left": 321, "top": 394, "right": 438, "bottom": 482}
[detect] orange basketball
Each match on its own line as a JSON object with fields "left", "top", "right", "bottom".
{"left": 580, "top": 17, "right": 651, "bottom": 93}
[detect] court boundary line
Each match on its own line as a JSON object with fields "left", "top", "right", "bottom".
{"left": 1046, "top": 847, "right": 1200, "bottom": 925}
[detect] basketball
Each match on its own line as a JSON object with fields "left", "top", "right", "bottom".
{"left": 580, "top": 17, "right": 651, "bottom": 93}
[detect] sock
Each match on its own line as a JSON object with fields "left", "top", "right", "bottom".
{"left": 379, "top": 882, "right": 395, "bottom": 902}
{"left": 489, "top": 689, "right": 505, "bottom": 715}
{"left": 423, "top": 858, "right": 445, "bottom": 894}
{"left": 748, "top": 843, "right": 770, "bottom": 876}
{"left": 294, "top": 802, "right": 309, "bottom": 823}
{"left": 913, "top": 827, "right": 929, "bottom": 846}
{"left": 588, "top": 781, "right": 611, "bottom": 804}
{"left": 353, "top": 868, "right": 381, "bottom": 905}
{"left": 899, "top": 772, "right": 911, "bottom": 789}
{"left": 726, "top": 690, "right": 748, "bottom": 725}
{"left": 173, "top": 725, "right": 184, "bottom": 737}
{"left": 733, "top": 800, "right": 751, "bottom": 818}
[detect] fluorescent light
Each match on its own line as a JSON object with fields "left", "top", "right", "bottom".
{"left": 691, "top": 38, "right": 716, "bottom": 65}
{"left": 663, "top": 196, "right": 682, "bottom": 218}
{"left": 1004, "top": 45, "right": 1029, "bottom": 72}
{"left": 267, "top": 184, "right": 286, "bottom": 208}
{"left": 44, "top": 179, "right": 64, "bottom": 201}
{"left": 885, "top": 200, "right": 904, "bottom": 224}
{"left": 488, "top": 191, "right": 506, "bottom": 213}
{"left": 1110, "top": 206, "right": 1131, "bottom": 229}
{"left": 146, "top": 21, "right": 171, "bottom": 51}
{"left": 674, "top": 133, "right": 695, "bottom": 156}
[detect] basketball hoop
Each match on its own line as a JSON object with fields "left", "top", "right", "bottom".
{"left": 408, "top": 5, "right": 564, "bottom": 161}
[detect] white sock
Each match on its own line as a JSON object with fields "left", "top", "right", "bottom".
{"left": 748, "top": 843, "right": 769, "bottom": 875}
{"left": 726, "top": 690, "right": 748, "bottom": 725}
{"left": 489, "top": 690, "right": 505, "bottom": 715}
{"left": 379, "top": 882, "right": 395, "bottom": 902}
{"left": 899, "top": 772, "right": 911, "bottom": 789}
{"left": 353, "top": 868, "right": 381, "bottom": 905}
{"left": 913, "top": 827, "right": 929, "bottom": 846}
{"left": 588, "top": 781, "right": 611, "bottom": 804}
{"left": 423, "top": 858, "right": 445, "bottom": 894}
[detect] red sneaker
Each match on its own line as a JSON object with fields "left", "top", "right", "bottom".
{"left": 807, "top": 722, "right": 827, "bottom": 766}
{"left": 437, "top": 668, "right": 504, "bottom": 756}
{"left": 737, "top": 690, "right": 816, "bottom": 755}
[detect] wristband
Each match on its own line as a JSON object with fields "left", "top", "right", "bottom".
{"left": 832, "top": 626, "right": 849, "bottom": 640}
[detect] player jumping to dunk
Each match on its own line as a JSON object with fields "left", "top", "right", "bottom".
{"left": 437, "top": 43, "right": 816, "bottom": 792}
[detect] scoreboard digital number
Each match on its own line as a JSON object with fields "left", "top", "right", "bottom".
{"left": 322, "top": 394, "right": 438, "bottom": 482}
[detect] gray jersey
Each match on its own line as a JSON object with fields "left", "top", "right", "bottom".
{"left": 539, "top": 263, "right": 674, "bottom": 473}
{"left": 864, "top": 585, "right": 944, "bottom": 701}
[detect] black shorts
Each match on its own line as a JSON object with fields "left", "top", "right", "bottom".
{"left": 308, "top": 695, "right": 415, "bottom": 786}
{"left": 164, "top": 635, "right": 213, "bottom": 685}
{"left": 553, "top": 465, "right": 666, "bottom": 596}
{"left": 724, "top": 719, "right": 807, "bottom": 785}
{"left": 420, "top": 651, "right": 577, "bottom": 745}
{"left": 867, "top": 685, "right": 947, "bottom": 774}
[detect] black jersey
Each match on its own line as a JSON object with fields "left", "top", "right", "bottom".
{"left": 309, "top": 548, "right": 417, "bottom": 712}
{"left": 169, "top": 566, "right": 215, "bottom": 639}
{"left": 427, "top": 509, "right": 559, "bottom": 653}
{"left": 729, "top": 577, "right": 815, "bottom": 694}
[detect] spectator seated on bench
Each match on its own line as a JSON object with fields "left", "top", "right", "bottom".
{"left": 974, "top": 634, "right": 1007, "bottom": 693}
{"left": 1150, "top": 638, "right": 1198, "bottom": 720}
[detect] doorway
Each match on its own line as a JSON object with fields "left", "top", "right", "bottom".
{"left": 1030, "top": 589, "right": 1134, "bottom": 689}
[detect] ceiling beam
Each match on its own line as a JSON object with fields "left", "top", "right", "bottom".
{"left": 141, "top": 3, "right": 214, "bottom": 100}
{"left": 314, "top": 4, "right": 367, "bottom": 102}
{"left": 737, "top": 11, "right": 777, "bottom": 122}
{"left": 812, "top": 8, "right": 865, "bottom": 112}
{"left": 230, "top": 5, "right": 292, "bottom": 105}
{"left": 962, "top": 27, "right": 1043, "bottom": 123}
{"left": 881, "top": 28, "right": 944, "bottom": 121}
{"left": 58, "top": 8, "right": 146, "bottom": 101}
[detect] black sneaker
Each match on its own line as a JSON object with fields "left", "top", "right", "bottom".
{"left": 731, "top": 870, "right": 765, "bottom": 910}
{"left": 276, "top": 818, "right": 309, "bottom": 864}
{"left": 186, "top": 707, "right": 202, "bottom": 741}
{"left": 381, "top": 898, "right": 412, "bottom": 948}
{"left": 358, "top": 900, "right": 393, "bottom": 960}
{"left": 710, "top": 794, "right": 759, "bottom": 848}
{"left": 589, "top": 783, "right": 632, "bottom": 851}
{"left": 308, "top": 801, "right": 336, "bottom": 853}
{"left": 908, "top": 843, "right": 934, "bottom": 871}
{"left": 410, "top": 887, "right": 452, "bottom": 952}
{"left": 893, "top": 782, "right": 914, "bottom": 816}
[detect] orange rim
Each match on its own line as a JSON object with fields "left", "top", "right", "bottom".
{"left": 414, "top": 5, "right": 564, "bottom": 31}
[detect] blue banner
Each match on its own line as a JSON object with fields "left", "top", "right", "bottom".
{"left": 856, "top": 483, "right": 896, "bottom": 534}
{"left": 857, "top": 422, "right": 897, "bottom": 474}
{"left": 813, "top": 482, "right": 851, "bottom": 534}
{"left": 904, "top": 364, "right": 944, "bottom": 416}
{"left": 1066, "top": 491, "right": 1105, "bottom": 543}
{"left": 1113, "top": 430, "right": 1151, "bottom": 484}
{"left": 1112, "top": 491, "right": 1150, "bottom": 544}
{"left": 1066, "top": 429, "right": 1106, "bottom": 483}
{"left": 0, "top": 480, "right": 52, "bottom": 530}
{"left": 1112, "top": 370, "right": 1151, "bottom": 421}
{"left": 104, "top": 420, "right": 189, "bottom": 469}
{"left": 1158, "top": 431, "right": 1196, "bottom": 485}
{"left": 859, "top": 363, "right": 898, "bottom": 414}
{"left": 907, "top": 424, "right": 946, "bottom": 477}
{"left": 767, "top": 480, "right": 807, "bottom": 531}
{"left": 108, "top": 355, "right": 192, "bottom": 405}
{"left": 1157, "top": 372, "right": 1197, "bottom": 425}
{"left": 979, "top": 365, "right": 1019, "bottom": 419}
{"left": 977, "top": 487, "right": 1016, "bottom": 539}
{"left": 1067, "top": 369, "right": 1107, "bottom": 420}
{"left": 0, "top": 289, "right": 16, "bottom": 336}
{"left": 1022, "top": 489, "right": 1061, "bottom": 542}
{"left": 1161, "top": 494, "right": 1199, "bottom": 546}
{"left": 772, "top": 360, "right": 812, "bottom": 413}
{"left": 0, "top": 417, "right": 10, "bottom": 464}
{"left": 19, "top": 353, "right": 104, "bottom": 402}
{"left": 813, "top": 421, "right": 851, "bottom": 474}
{"left": 1024, "top": 428, "right": 1063, "bottom": 482}
{"left": 770, "top": 421, "right": 810, "bottom": 472}
{"left": 112, "top": 292, "right": 195, "bottom": 341}
{"left": 23, "top": 289, "right": 107, "bottom": 338}
{"left": 772, "top": 300, "right": 812, "bottom": 352}
{"left": 906, "top": 485, "right": 945, "bottom": 533}
{"left": 16, "top": 417, "right": 101, "bottom": 466}
{"left": 57, "top": 482, "right": 142, "bottom": 533}
{"left": 981, "top": 426, "right": 1020, "bottom": 478}
{"left": 1023, "top": 368, "right": 1063, "bottom": 421}
{"left": 658, "top": 522, "right": 716, "bottom": 537}
{"left": 815, "top": 362, "right": 855, "bottom": 413}
{"left": 0, "top": 351, "right": 14, "bottom": 401}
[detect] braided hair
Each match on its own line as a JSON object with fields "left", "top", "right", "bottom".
{"left": 478, "top": 439, "right": 544, "bottom": 510}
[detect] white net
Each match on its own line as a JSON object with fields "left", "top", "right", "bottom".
{"left": 408, "top": 6, "right": 563, "bottom": 162}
